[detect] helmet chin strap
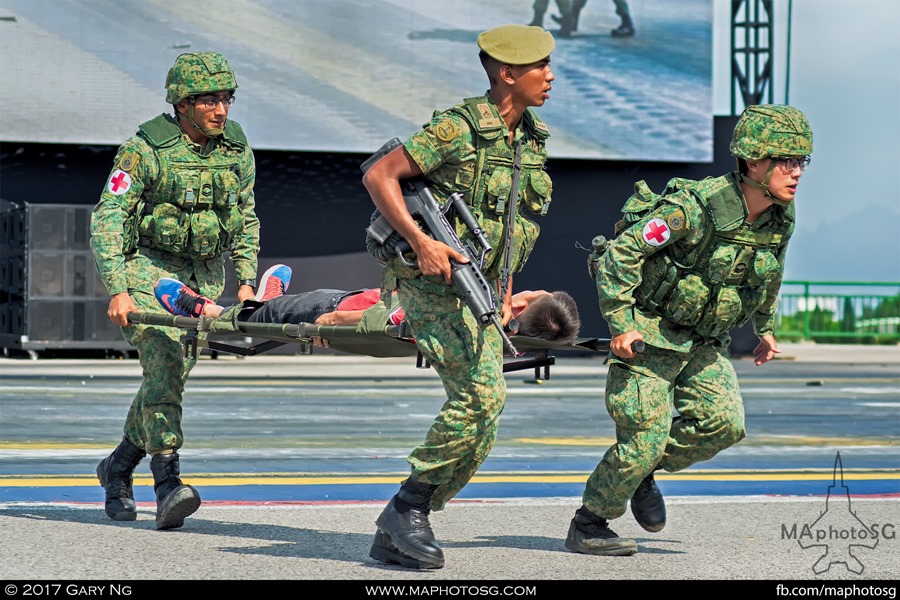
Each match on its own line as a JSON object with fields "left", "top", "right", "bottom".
{"left": 741, "top": 160, "right": 791, "bottom": 207}
{"left": 179, "top": 104, "right": 225, "bottom": 138}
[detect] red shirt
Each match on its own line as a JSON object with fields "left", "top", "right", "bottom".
{"left": 336, "top": 288, "right": 405, "bottom": 325}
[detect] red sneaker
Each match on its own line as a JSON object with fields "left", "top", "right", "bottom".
{"left": 254, "top": 264, "right": 292, "bottom": 302}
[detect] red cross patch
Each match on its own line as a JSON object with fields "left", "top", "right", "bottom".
{"left": 642, "top": 218, "right": 670, "bottom": 246}
{"left": 107, "top": 169, "right": 132, "bottom": 196}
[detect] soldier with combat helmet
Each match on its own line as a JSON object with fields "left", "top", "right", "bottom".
{"left": 91, "top": 51, "right": 262, "bottom": 530}
{"left": 569, "top": 104, "right": 813, "bottom": 555}
{"left": 362, "top": 23, "right": 556, "bottom": 569}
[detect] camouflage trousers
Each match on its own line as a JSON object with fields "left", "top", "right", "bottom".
{"left": 582, "top": 343, "right": 745, "bottom": 519}
{"left": 395, "top": 273, "right": 505, "bottom": 511}
{"left": 118, "top": 249, "right": 226, "bottom": 455}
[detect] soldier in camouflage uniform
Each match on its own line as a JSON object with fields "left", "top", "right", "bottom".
{"left": 90, "top": 51, "right": 260, "bottom": 530}
{"left": 362, "top": 24, "right": 556, "bottom": 569}
{"left": 568, "top": 105, "right": 813, "bottom": 556}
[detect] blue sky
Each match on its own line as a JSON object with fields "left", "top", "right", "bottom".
{"left": 713, "top": 0, "right": 900, "bottom": 283}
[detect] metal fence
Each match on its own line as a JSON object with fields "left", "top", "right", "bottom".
{"left": 776, "top": 281, "right": 900, "bottom": 344}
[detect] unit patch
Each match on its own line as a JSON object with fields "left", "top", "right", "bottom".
{"left": 434, "top": 119, "right": 460, "bottom": 142}
{"left": 107, "top": 169, "right": 132, "bottom": 196}
{"left": 667, "top": 209, "right": 685, "bottom": 231}
{"left": 641, "top": 218, "right": 671, "bottom": 247}
{"left": 118, "top": 151, "right": 138, "bottom": 172}
{"left": 475, "top": 102, "right": 502, "bottom": 129}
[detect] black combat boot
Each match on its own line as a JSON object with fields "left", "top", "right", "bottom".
{"left": 149, "top": 452, "right": 201, "bottom": 530}
{"left": 611, "top": 15, "right": 635, "bottom": 37}
{"left": 370, "top": 478, "right": 444, "bottom": 569}
{"left": 96, "top": 436, "right": 146, "bottom": 521}
{"left": 630, "top": 472, "right": 666, "bottom": 532}
{"left": 565, "top": 506, "right": 638, "bottom": 556}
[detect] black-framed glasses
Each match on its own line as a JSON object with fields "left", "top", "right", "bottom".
{"left": 190, "top": 95, "right": 236, "bottom": 110}
{"left": 771, "top": 155, "right": 811, "bottom": 171}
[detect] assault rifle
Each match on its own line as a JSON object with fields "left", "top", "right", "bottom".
{"left": 362, "top": 138, "right": 519, "bottom": 356}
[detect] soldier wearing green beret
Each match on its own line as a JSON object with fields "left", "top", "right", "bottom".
{"left": 569, "top": 105, "right": 813, "bottom": 556}
{"left": 362, "top": 24, "right": 556, "bottom": 569}
{"left": 90, "top": 51, "right": 260, "bottom": 531}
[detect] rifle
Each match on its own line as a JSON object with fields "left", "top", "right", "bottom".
{"left": 362, "top": 138, "right": 520, "bottom": 357}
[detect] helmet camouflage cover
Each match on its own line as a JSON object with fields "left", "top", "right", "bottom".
{"left": 165, "top": 51, "right": 238, "bottom": 104}
{"left": 729, "top": 104, "right": 813, "bottom": 160}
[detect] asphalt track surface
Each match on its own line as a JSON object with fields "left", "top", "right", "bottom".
{"left": 1, "top": 343, "right": 898, "bottom": 589}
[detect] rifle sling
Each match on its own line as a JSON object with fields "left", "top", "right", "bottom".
{"left": 501, "top": 140, "right": 523, "bottom": 300}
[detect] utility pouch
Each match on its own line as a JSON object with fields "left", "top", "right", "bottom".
{"left": 697, "top": 286, "right": 742, "bottom": 337}
{"left": 707, "top": 244, "right": 738, "bottom": 284}
{"left": 749, "top": 249, "right": 779, "bottom": 286}
{"left": 189, "top": 210, "right": 220, "bottom": 258}
{"left": 663, "top": 274, "right": 710, "bottom": 326}
{"left": 485, "top": 168, "right": 512, "bottom": 214}
{"left": 139, "top": 203, "right": 189, "bottom": 255}
{"left": 523, "top": 170, "right": 552, "bottom": 215}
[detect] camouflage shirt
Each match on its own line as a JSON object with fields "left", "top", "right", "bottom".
{"left": 597, "top": 172, "right": 792, "bottom": 350}
{"left": 401, "top": 95, "right": 552, "bottom": 280}
{"left": 91, "top": 114, "right": 259, "bottom": 295}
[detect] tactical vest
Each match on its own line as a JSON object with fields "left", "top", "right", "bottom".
{"left": 633, "top": 174, "right": 793, "bottom": 338}
{"left": 135, "top": 114, "right": 248, "bottom": 260}
{"left": 437, "top": 97, "right": 552, "bottom": 278}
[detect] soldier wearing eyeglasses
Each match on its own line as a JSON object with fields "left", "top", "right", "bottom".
{"left": 569, "top": 105, "right": 814, "bottom": 556}
{"left": 90, "top": 51, "right": 259, "bottom": 531}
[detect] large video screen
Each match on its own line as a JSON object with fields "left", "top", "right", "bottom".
{"left": 0, "top": 0, "right": 713, "bottom": 161}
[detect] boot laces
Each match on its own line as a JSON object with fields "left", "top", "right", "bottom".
{"left": 408, "top": 508, "right": 433, "bottom": 530}
{"left": 108, "top": 473, "right": 133, "bottom": 498}
{"left": 576, "top": 513, "right": 619, "bottom": 539}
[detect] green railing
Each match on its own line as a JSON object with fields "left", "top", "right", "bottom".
{"left": 776, "top": 281, "right": 900, "bottom": 344}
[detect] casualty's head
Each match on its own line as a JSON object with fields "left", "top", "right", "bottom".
{"left": 516, "top": 290, "right": 581, "bottom": 344}
{"left": 166, "top": 51, "right": 238, "bottom": 138}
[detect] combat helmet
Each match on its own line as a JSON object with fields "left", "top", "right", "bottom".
{"left": 730, "top": 104, "right": 812, "bottom": 160}
{"left": 165, "top": 52, "right": 238, "bottom": 105}
{"left": 730, "top": 104, "right": 812, "bottom": 205}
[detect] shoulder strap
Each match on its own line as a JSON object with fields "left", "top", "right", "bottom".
{"left": 677, "top": 175, "right": 744, "bottom": 267}
{"left": 445, "top": 100, "right": 494, "bottom": 214}
{"left": 522, "top": 108, "right": 550, "bottom": 140}
{"left": 138, "top": 114, "right": 182, "bottom": 148}
{"left": 460, "top": 96, "right": 504, "bottom": 133}
{"left": 222, "top": 119, "right": 248, "bottom": 147}
{"left": 500, "top": 140, "right": 524, "bottom": 298}
{"left": 697, "top": 175, "right": 746, "bottom": 231}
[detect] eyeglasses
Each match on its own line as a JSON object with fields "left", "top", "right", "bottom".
{"left": 771, "top": 156, "right": 811, "bottom": 171}
{"left": 190, "top": 95, "right": 236, "bottom": 110}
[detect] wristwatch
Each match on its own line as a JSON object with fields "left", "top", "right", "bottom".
{"left": 238, "top": 279, "right": 256, "bottom": 290}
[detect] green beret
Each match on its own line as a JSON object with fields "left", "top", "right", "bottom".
{"left": 477, "top": 24, "right": 555, "bottom": 65}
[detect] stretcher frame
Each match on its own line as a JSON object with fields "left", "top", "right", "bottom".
{"left": 127, "top": 312, "right": 611, "bottom": 382}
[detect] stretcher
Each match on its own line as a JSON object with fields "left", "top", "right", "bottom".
{"left": 127, "top": 312, "right": 612, "bottom": 381}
